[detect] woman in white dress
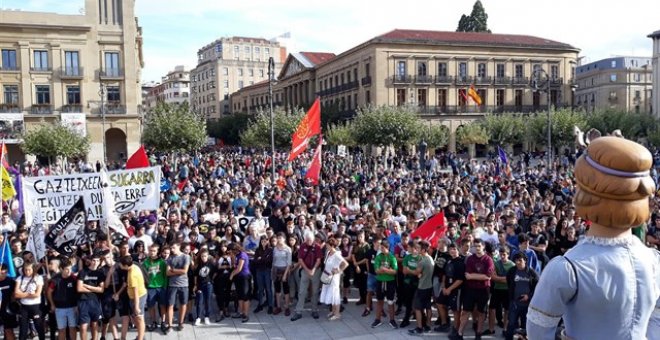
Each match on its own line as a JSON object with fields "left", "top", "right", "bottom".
{"left": 319, "top": 238, "right": 348, "bottom": 320}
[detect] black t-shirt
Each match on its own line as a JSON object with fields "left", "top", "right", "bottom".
{"left": 443, "top": 256, "right": 466, "bottom": 290}
{"left": 433, "top": 250, "right": 452, "bottom": 278}
{"left": 194, "top": 261, "right": 216, "bottom": 286}
{"left": 365, "top": 248, "right": 378, "bottom": 275}
{"left": 50, "top": 273, "right": 79, "bottom": 308}
{"left": 206, "top": 240, "right": 219, "bottom": 257}
{"left": 78, "top": 268, "right": 106, "bottom": 301}
{"left": 0, "top": 277, "right": 16, "bottom": 312}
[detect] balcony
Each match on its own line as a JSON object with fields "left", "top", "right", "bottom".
{"left": 361, "top": 76, "right": 372, "bottom": 86}
{"left": 435, "top": 75, "right": 453, "bottom": 84}
{"left": 455, "top": 76, "right": 472, "bottom": 85}
{"left": 411, "top": 104, "right": 566, "bottom": 116}
{"left": 59, "top": 67, "right": 84, "bottom": 79}
{"left": 30, "top": 104, "right": 53, "bottom": 114}
{"left": 0, "top": 104, "right": 20, "bottom": 113}
{"left": 346, "top": 80, "right": 359, "bottom": 90}
{"left": 0, "top": 65, "right": 19, "bottom": 72}
{"left": 61, "top": 104, "right": 83, "bottom": 113}
{"left": 494, "top": 76, "right": 512, "bottom": 85}
{"left": 475, "top": 76, "right": 492, "bottom": 85}
{"left": 103, "top": 103, "right": 126, "bottom": 114}
{"left": 99, "top": 68, "right": 124, "bottom": 79}
{"left": 391, "top": 75, "right": 412, "bottom": 85}
{"left": 414, "top": 75, "right": 434, "bottom": 84}
{"left": 30, "top": 66, "right": 52, "bottom": 72}
{"left": 549, "top": 77, "right": 564, "bottom": 87}
{"left": 513, "top": 77, "right": 530, "bottom": 86}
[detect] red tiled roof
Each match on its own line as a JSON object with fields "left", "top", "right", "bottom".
{"left": 300, "top": 52, "right": 336, "bottom": 66}
{"left": 375, "top": 29, "right": 577, "bottom": 50}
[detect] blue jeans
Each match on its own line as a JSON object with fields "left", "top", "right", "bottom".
{"left": 195, "top": 282, "right": 213, "bottom": 318}
{"left": 255, "top": 269, "right": 274, "bottom": 308}
{"left": 506, "top": 302, "right": 528, "bottom": 340}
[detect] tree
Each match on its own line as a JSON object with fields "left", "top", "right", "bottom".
{"left": 456, "top": 122, "right": 489, "bottom": 146}
{"left": 207, "top": 113, "right": 250, "bottom": 145}
{"left": 351, "top": 105, "right": 424, "bottom": 147}
{"left": 21, "top": 123, "right": 90, "bottom": 164}
{"left": 585, "top": 110, "right": 656, "bottom": 140}
{"left": 456, "top": 0, "right": 492, "bottom": 33}
{"left": 526, "top": 109, "right": 587, "bottom": 149}
{"left": 325, "top": 122, "right": 357, "bottom": 147}
{"left": 415, "top": 124, "right": 450, "bottom": 149}
{"left": 142, "top": 102, "right": 207, "bottom": 153}
{"left": 239, "top": 107, "right": 305, "bottom": 148}
{"left": 480, "top": 113, "right": 525, "bottom": 146}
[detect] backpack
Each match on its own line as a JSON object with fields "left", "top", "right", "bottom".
{"left": 135, "top": 261, "right": 150, "bottom": 287}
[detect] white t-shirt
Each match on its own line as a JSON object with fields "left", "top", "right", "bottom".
{"left": 18, "top": 274, "right": 43, "bottom": 305}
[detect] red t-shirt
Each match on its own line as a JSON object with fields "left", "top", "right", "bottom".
{"left": 465, "top": 253, "right": 495, "bottom": 290}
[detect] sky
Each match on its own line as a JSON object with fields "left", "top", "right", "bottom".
{"left": 2, "top": 0, "right": 659, "bottom": 83}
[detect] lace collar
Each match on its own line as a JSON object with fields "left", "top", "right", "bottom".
{"left": 579, "top": 234, "right": 636, "bottom": 247}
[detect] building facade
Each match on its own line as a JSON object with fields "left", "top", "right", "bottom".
{"left": 650, "top": 30, "right": 660, "bottom": 116}
{"left": 191, "top": 36, "right": 286, "bottom": 119}
{"left": 0, "top": 0, "right": 143, "bottom": 164}
{"left": 145, "top": 65, "right": 190, "bottom": 110}
{"left": 575, "top": 56, "right": 652, "bottom": 113}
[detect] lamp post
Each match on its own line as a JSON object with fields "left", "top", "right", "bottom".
{"left": 531, "top": 68, "right": 551, "bottom": 168}
{"left": 99, "top": 83, "right": 107, "bottom": 166}
{"left": 268, "top": 57, "right": 276, "bottom": 182}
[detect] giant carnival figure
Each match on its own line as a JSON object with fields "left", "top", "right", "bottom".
{"left": 527, "top": 133, "right": 660, "bottom": 340}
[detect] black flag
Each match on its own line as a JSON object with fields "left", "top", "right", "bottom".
{"left": 44, "top": 197, "right": 87, "bottom": 255}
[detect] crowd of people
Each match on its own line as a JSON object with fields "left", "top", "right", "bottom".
{"left": 0, "top": 145, "right": 659, "bottom": 340}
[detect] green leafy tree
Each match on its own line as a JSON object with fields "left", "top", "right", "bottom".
{"left": 325, "top": 122, "right": 357, "bottom": 147}
{"left": 21, "top": 123, "right": 90, "bottom": 164}
{"left": 526, "top": 109, "right": 587, "bottom": 148}
{"left": 240, "top": 108, "right": 305, "bottom": 148}
{"left": 415, "top": 124, "right": 450, "bottom": 149}
{"left": 585, "top": 110, "right": 656, "bottom": 139}
{"left": 351, "top": 105, "right": 424, "bottom": 147}
{"left": 480, "top": 113, "right": 525, "bottom": 146}
{"left": 142, "top": 102, "right": 207, "bottom": 153}
{"left": 456, "top": 122, "right": 489, "bottom": 146}
{"left": 457, "top": 0, "right": 492, "bottom": 33}
{"left": 207, "top": 113, "right": 251, "bottom": 145}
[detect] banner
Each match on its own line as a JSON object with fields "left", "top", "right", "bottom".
{"left": 44, "top": 197, "right": 87, "bottom": 256}
{"left": 23, "top": 166, "right": 161, "bottom": 224}
{"left": 0, "top": 113, "right": 24, "bottom": 144}
{"left": 25, "top": 222, "right": 46, "bottom": 260}
{"left": 60, "top": 113, "right": 87, "bottom": 137}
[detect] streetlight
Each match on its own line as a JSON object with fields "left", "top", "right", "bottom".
{"left": 268, "top": 57, "right": 276, "bottom": 182}
{"left": 99, "top": 83, "right": 107, "bottom": 166}
{"left": 531, "top": 68, "right": 551, "bottom": 168}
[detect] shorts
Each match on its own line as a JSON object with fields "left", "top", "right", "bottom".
{"left": 147, "top": 287, "right": 167, "bottom": 309}
{"left": 129, "top": 294, "right": 147, "bottom": 317}
{"left": 461, "top": 287, "right": 490, "bottom": 314}
{"left": 55, "top": 307, "right": 77, "bottom": 329}
{"left": 234, "top": 274, "right": 251, "bottom": 301}
{"left": 489, "top": 289, "right": 509, "bottom": 311}
{"left": 0, "top": 310, "right": 19, "bottom": 328}
{"left": 413, "top": 288, "right": 433, "bottom": 310}
{"left": 167, "top": 286, "right": 189, "bottom": 306}
{"left": 117, "top": 294, "right": 131, "bottom": 317}
{"left": 375, "top": 280, "right": 396, "bottom": 302}
{"left": 78, "top": 299, "right": 102, "bottom": 325}
{"left": 437, "top": 290, "right": 462, "bottom": 312}
{"left": 367, "top": 273, "right": 378, "bottom": 292}
{"left": 101, "top": 295, "right": 117, "bottom": 322}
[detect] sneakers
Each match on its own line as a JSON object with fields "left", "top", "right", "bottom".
{"left": 311, "top": 311, "right": 319, "bottom": 319}
{"left": 204, "top": 317, "right": 211, "bottom": 325}
{"left": 194, "top": 318, "right": 201, "bottom": 326}
{"left": 361, "top": 308, "right": 371, "bottom": 317}
{"left": 434, "top": 324, "right": 450, "bottom": 333}
{"left": 408, "top": 328, "right": 423, "bottom": 335}
{"left": 399, "top": 319, "right": 410, "bottom": 328}
{"left": 175, "top": 324, "right": 184, "bottom": 332}
{"left": 215, "top": 315, "right": 225, "bottom": 323}
{"left": 253, "top": 306, "right": 263, "bottom": 314}
{"left": 273, "top": 307, "right": 282, "bottom": 315}
{"left": 231, "top": 312, "right": 243, "bottom": 319}
{"left": 371, "top": 319, "right": 383, "bottom": 328}
{"left": 241, "top": 315, "right": 249, "bottom": 323}
{"left": 423, "top": 326, "right": 431, "bottom": 333}
{"left": 389, "top": 320, "right": 398, "bottom": 329}
{"left": 284, "top": 308, "right": 291, "bottom": 317}
{"left": 290, "top": 313, "right": 302, "bottom": 322}
{"left": 481, "top": 330, "right": 495, "bottom": 335}
{"left": 355, "top": 300, "right": 365, "bottom": 306}
{"left": 329, "top": 314, "right": 341, "bottom": 321}
{"left": 267, "top": 307, "right": 273, "bottom": 314}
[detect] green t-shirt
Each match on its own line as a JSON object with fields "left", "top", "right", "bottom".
{"left": 632, "top": 224, "right": 645, "bottom": 242}
{"left": 374, "top": 253, "right": 398, "bottom": 282}
{"left": 402, "top": 254, "right": 421, "bottom": 285}
{"left": 494, "top": 259, "right": 515, "bottom": 290}
{"left": 143, "top": 257, "right": 168, "bottom": 289}
{"left": 417, "top": 254, "right": 435, "bottom": 290}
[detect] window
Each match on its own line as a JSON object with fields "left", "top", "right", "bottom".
{"left": 634, "top": 73, "right": 641, "bottom": 82}
{"left": 610, "top": 74, "right": 617, "bottom": 82}
{"left": 238, "top": 69, "right": 243, "bottom": 76}
{"left": 3, "top": 85, "right": 19, "bottom": 104}
{"left": 64, "top": 51, "right": 80, "bottom": 76}
{"left": 533, "top": 64, "right": 542, "bottom": 74}
{"left": 260, "top": 69, "right": 264, "bottom": 77}
{"left": 438, "top": 62, "right": 447, "bottom": 77}
{"left": 244, "top": 46, "right": 250, "bottom": 54}
{"left": 417, "top": 62, "right": 427, "bottom": 76}
{"left": 210, "top": 69, "right": 215, "bottom": 77}
{"left": 35, "top": 85, "right": 50, "bottom": 104}
{"left": 222, "top": 67, "right": 228, "bottom": 76}
{"left": 635, "top": 90, "right": 641, "bottom": 99}
{"left": 365, "top": 90, "right": 371, "bottom": 104}
{"left": 33, "top": 50, "right": 49, "bottom": 71}
{"left": 458, "top": 89, "right": 467, "bottom": 106}
{"left": 249, "top": 69, "right": 254, "bottom": 77}
{"left": 354, "top": 68, "right": 358, "bottom": 83}
{"left": 396, "top": 89, "right": 406, "bottom": 106}
{"left": 347, "top": 71, "right": 351, "bottom": 83}
{"left": 515, "top": 90, "right": 523, "bottom": 108}
{"left": 365, "top": 63, "right": 370, "bottom": 77}
{"left": 234, "top": 46, "right": 239, "bottom": 55}
{"left": 477, "top": 63, "right": 486, "bottom": 77}
{"left": 437, "top": 89, "right": 447, "bottom": 107}
{"left": 255, "top": 47, "right": 260, "bottom": 55}
{"left": 238, "top": 80, "right": 244, "bottom": 89}
{"left": 496, "top": 64, "right": 505, "bottom": 78}
{"left": 1, "top": 49, "right": 17, "bottom": 70}
{"left": 340, "top": 73, "right": 345, "bottom": 84}
{"left": 611, "top": 60, "right": 617, "bottom": 68}
{"left": 104, "top": 52, "right": 120, "bottom": 76}
{"left": 397, "top": 61, "right": 406, "bottom": 76}
{"left": 496, "top": 89, "right": 505, "bottom": 106}
{"left": 265, "top": 48, "right": 270, "bottom": 55}
{"left": 515, "top": 64, "right": 524, "bottom": 78}
{"left": 550, "top": 65, "right": 559, "bottom": 79}
{"left": 459, "top": 62, "right": 467, "bottom": 78}
{"left": 477, "top": 89, "right": 486, "bottom": 106}
{"left": 106, "top": 86, "right": 120, "bottom": 102}
{"left": 347, "top": 95, "right": 352, "bottom": 110}
{"left": 66, "top": 86, "right": 81, "bottom": 104}
{"left": 417, "top": 89, "right": 427, "bottom": 107}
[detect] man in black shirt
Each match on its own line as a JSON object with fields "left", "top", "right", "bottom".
{"left": 47, "top": 258, "right": 79, "bottom": 340}
{"left": 0, "top": 263, "right": 17, "bottom": 340}
{"left": 505, "top": 252, "right": 538, "bottom": 340}
{"left": 361, "top": 236, "right": 380, "bottom": 317}
{"left": 77, "top": 255, "right": 106, "bottom": 340}
{"left": 436, "top": 243, "right": 465, "bottom": 334}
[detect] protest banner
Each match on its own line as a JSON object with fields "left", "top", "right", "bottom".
{"left": 23, "top": 166, "right": 161, "bottom": 224}
{"left": 44, "top": 197, "right": 87, "bottom": 256}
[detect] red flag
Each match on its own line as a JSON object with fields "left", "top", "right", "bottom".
{"left": 0, "top": 143, "right": 9, "bottom": 169}
{"left": 411, "top": 211, "right": 447, "bottom": 248}
{"left": 288, "top": 98, "right": 321, "bottom": 161}
{"left": 177, "top": 178, "right": 188, "bottom": 191}
{"left": 126, "top": 145, "right": 149, "bottom": 169}
{"left": 265, "top": 156, "right": 272, "bottom": 170}
{"left": 305, "top": 138, "right": 322, "bottom": 185}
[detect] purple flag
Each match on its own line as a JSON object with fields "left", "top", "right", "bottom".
{"left": 14, "top": 174, "right": 23, "bottom": 216}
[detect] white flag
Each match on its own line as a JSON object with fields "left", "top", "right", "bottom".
{"left": 26, "top": 223, "right": 46, "bottom": 260}
{"left": 100, "top": 169, "right": 129, "bottom": 239}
